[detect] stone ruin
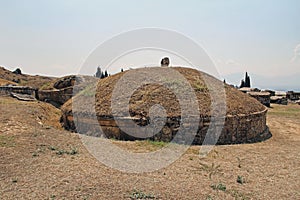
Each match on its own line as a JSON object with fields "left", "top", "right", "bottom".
{"left": 0, "top": 85, "right": 37, "bottom": 101}
{"left": 61, "top": 67, "right": 270, "bottom": 145}
{"left": 38, "top": 76, "right": 82, "bottom": 107}
{"left": 0, "top": 75, "right": 79, "bottom": 106}
{"left": 239, "top": 88, "right": 271, "bottom": 107}
{"left": 161, "top": 57, "right": 170, "bottom": 67}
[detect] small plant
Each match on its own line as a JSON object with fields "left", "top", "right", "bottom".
{"left": 229, "top": 189, "right": 251, "bottom": 200}
{"left": 206, "top": 195, "right": 214, "bottom": 200}
{"left": 54, "top": 146, "right": 78, "bottom": 156}
{"left": 69, "top": 148, "right": 78, "bottom": 155}
{"left": 237, "top": 175, "right": 245, "bottom": 184}
{"left": 56, "top": 149, "right": 66, "bottom": 155}
{"left": 129, "top": 189, "right": 156, "bottom": 199}
{"left": 49, "top": 146, "right": 57, "bottom": 151}
{"left": 199, "top": 162, "right": 221, "bottom": 179}
{"left": 210, "top": 183, "right": 226, "bottom": 191}
{"left": 193, "top": 81, "right": 208, "bottom": 92}
{"left": 50, "top": 194, "right": 56, "bottom": 199}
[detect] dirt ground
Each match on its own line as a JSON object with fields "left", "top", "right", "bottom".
{"left": 0, "top": 96, "right": 299, "bottom": 199}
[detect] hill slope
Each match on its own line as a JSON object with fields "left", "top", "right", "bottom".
{"left": 0, "top": 66, "right": 55, "bottom": 89}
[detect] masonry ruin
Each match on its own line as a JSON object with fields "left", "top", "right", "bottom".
{"left": 61, "top": 67, "right": 270, "bottom": 145}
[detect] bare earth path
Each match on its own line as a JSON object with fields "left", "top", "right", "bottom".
{"left": 0, "top": 97, "right": 299, "bottom": 199}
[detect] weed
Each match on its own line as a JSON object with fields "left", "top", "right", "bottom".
{"left": 129, "top": 189, "right": 156, "bottom": 199}
{"left": 49, "top": 146, "right": 57, "bottom": 151}
{"left": 0, "top": 135, "right": 15, "bottom": 147}
{"left": 193, "top": 81, "right": 208, "bottom": 92}
{"left": 228, "top": 189, "right": 251, "bottom": 200}
{"left": 56, "top": 149, "right": 66, "bottom": 155}
{"left": 210, "top": 183, "right": 226, "bottom": 192}
{"left": 199, "top": 162, "right": 221, "bottom": 179}
{"left": 53, "top": 146, "right": 78, "bottom": 156}
{"left": 69, "top": 147, "right": 78, "bottom": 155}
{"left": 206, "top": 195, "right": 214, "bottom": 200}
{"left": 237, "top": 175, "right": 245, "bottom": 184}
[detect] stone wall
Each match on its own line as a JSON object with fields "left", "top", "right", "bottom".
{"left": 38, "top": 87, "right": 73, "bottom": 107}
{"left": 287, "top": 91, "right": 300, "bottom": 101}
{"left": 248, "top": 92, "right": 270, "bottom": 107}
{"left": 0, "top": 86, "right": 37, "bottom": 98}
{"left": 62, "top": 108, "right": 269, "bottom": 145}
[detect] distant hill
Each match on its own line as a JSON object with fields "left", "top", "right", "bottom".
{"left": 223, "top": 72, "right": 300, "bottom": 91}
{"left": 0, "top": 66, "right": 56, "bottom": 89}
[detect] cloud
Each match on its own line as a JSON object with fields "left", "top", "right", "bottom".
{"left": 290, "top": 43, "right": 300, "bottom": 63}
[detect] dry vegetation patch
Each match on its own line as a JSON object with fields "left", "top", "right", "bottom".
{"left": 0, "top": 97, "right": 299, "bottom": 199}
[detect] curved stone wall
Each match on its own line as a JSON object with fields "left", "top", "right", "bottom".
{"left": 38, "top": 87, "right": 73, "bottom": 107}
{"left": 61, "top": 108, "right": 269, "bottom": 145}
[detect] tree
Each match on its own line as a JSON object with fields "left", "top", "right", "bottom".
{"left": 244, "top": 72, "right": 251, "bottom": 87}
{"left": 95, "top": 67, "right": 110, "bottom": 79}
{"left": 240, "top": 79, "right": 245, "bottom": 88}
{"left": 239, "top": 72, "right": 251, "bottom": 88}
{"left": 100, "top": 72, "right": 105, "bottom": 79}
{"left": 12, "top": 68, "right": 22, "bottom": 75}
{"left": 95, "top": 66, "right": 101, "bottom": 78}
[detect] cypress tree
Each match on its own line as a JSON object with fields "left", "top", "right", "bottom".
{"left": 240, "top": 79, "right": 245, "bottom": 88}
{"left": 245, "top": 72, "right": 251, "bottom": 87}
{"left": 95, "top": 66, "right": 101, "bottom": 78}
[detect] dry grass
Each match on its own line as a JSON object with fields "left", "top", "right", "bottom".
{"left": 0, "top": 66, "right": 55, "bottom": 89}
{"left": 64, "top": 67, "right": 265, "bottom": 119}
{"left": 0, "top": 97, "right": 299, "bottom": 199}
{"left": 0, "top": 78, "right": 16, "bottom": 86}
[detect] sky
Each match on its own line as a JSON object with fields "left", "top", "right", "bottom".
{"left": 0, "top": 0, "right": 300, "bottom": 86}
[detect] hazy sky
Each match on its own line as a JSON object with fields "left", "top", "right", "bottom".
{"left": 1, "top": 0, "right": 300, "bottom": 78}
